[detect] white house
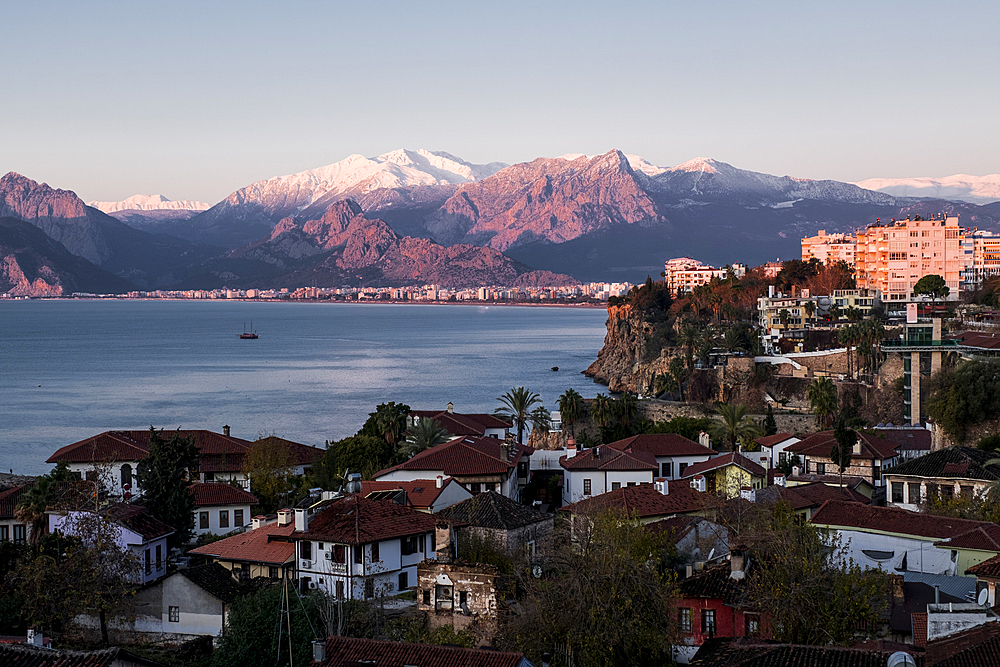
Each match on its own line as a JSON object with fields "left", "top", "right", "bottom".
{"left": 359, "top": 478, "right": 474, "bottom": 513}
{"left": 0, "top": 484, "right": 33, "bottom": 544}
{"left": 559, "top": 446, "right": 658, "bottom": 505}
{"left": 291, "top": 495, "right": 441, "bottom": 599}
{"left": 131, "top": 563, "right": 244, "bottom": 641}
{"left": 605, "top": 434, "right": 715, "bottom": 480}
{"left": 753, "top": 433, "right": 801, "bottom": 470}
{"left": 48, "top": 505, "right": 174, "bottom": 585}
{"left": 191, "top": 482, "right": 257, "bottom": 539}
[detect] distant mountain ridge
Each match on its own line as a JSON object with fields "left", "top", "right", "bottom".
{"left": 854, "top": 173, "right": 1000, "bottom": 204}
{"left": 88, "top": 194, "right": 210, "bottom": 213}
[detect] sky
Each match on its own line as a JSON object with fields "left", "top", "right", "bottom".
{"left": 3, "top": 0, "right": 999, "bottom": 204}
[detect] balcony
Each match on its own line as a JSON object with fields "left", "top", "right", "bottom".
{"left": 880, "top": 339, "right": 959, "bottom": 351}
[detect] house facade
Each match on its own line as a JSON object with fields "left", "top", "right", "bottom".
{"left": 785, "top": 430, "right": 899, "bottom": 488}
{"left": 359, "top": 478, "right": 474, "bottom": 513}
{"left": 436, "top": 491, "right": 554, "bottom": 559}
{"left": 559, "top": 446, "right": 658, "bottom": 505}
{"left": 417, "top": 559, "right": 499, "bottom": 645}
{"left": 753, "top": 433, "right": 801, "bottom": 470}
{"left": 131, "top": 563, "right": 244, "bottom": 641}
{"left": 409, "top": 405, "right": 511, "bottom": 440}
{"left": 188, "top": 511, "right": 296, "bottom": 581}
{"left": 0, "top": 484, "right": 32, "bottom": 544}
{"left": 559, "top": 480, "right": 709, "bottom": 527}
{"left": 605, "top": 433, "right": 715, "bottom": 481}
{"left": 883, "top": 446, "right": 1000, "bottom": 511}
{"left": 681, "top": 453, "right": 766, "bottom": 499}
{"left": 191, "top": 482, "right": 257, "bottom": 538}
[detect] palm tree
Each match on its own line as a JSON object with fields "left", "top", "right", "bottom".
{"left": 778, "top": 309, "right": 790, "bottom": 327}
{"left": 397, "top": 417, "right": 450, "bottom": 459}
{"left": 372, "top": 402, "right": 410, "bottom": 445}
{"left": 652, "top": 373, "right": 675, "bottom": 399}
{"left": 669, "top": 357, "right": 687, "bottom": 402}
{"left": 590, "top": 394, "right": 612, "bottom": 430}
{"left": 15, "top": 478, "right": 54, "bottom": 543}
{"left": 558, "top": 389, "right": 585, "bottom": 438}
{"left": 679, "top": 322, "right": 701, "bottom": 369}
{"left": 804, "top": 300, "right": 817, "bottom": 321}
{"left": 708, "top": 403, "right": 764, "bottom": 452}
{"left": 616, "top": 392, "right": 639, "bottom": 431}
{"left": 495, "top": 387, "right": 542, "bottom": 445}
{"left": 531, "top": 406, "right": 552, "bottom": 436}
{"left": 808, "top": 377, "right": 838, "bottom": 429}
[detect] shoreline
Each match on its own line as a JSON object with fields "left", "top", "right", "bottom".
{"left": 4, "top": 297, "right": 609, "bottom": 310}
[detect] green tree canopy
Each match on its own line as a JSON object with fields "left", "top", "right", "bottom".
{"left": 762, "top": 404, "right": 778, "bottom": 436}
{"left": 807, "top": 377, "right": 838, "bottom": 429}
{"left": 495, "top": 387, "right": 542, "bottom": 445}
{"left": 913, "top": 274, "right": 950, "bottom": 300}
{"left": 359, "top": 402, "right": 411, "bottom": 446}
{"left": 242, "top": 437, "right": 296, "bottom": 514}
{"left": 137, "top": 428, "right": 199, "bottom": 547}
{"left": 557, "top": 388, "right": 585, "bottom": 438}
{"left": 311, "top": 434, "right": 396, "bottom": 485}
{"left": 397, "top": 417, "right": 451, "bottom": 460}
{"left": 926, "top": 359, "right": 1000, "bottom": 443}
{"left": 708, "top": 403, "right": 764, "bottom": 452}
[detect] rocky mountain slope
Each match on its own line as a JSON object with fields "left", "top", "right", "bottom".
{"left": 182, "top": 200, "right": 574, "bottom": 289}
{"left": 0, "top": 217, "right": 136, "bottom": 296}
{"left": 0, "top": 173, "right": 222, "bottom": 289}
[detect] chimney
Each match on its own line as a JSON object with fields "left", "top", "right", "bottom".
{"left": 773, "top": 473, "right": 786, "bottom": 487}
{"left": 729, "top": 547, "right": 746, "bottom": 580}
{"left": 654, "top": 477, "right": 669, "bottom": 495}
{"left": 690, "top": 475, "right": 706, "bottom": 493}
{"left": 312, "top": 639, "right": 326, "bottom": 662}
{"left": 698, "top": 431, "right": 710, "bottom": 448}
{"left": 294, "top": 507, "right": 308, "bottom": 532}
{"left": 852, "top": 438, "right": 862, "bottom": 456}
{"left": 223, "top": 424, "right": 231, "bottom": 437}
{"left": 27, "top": 627, "right": 43, "bottom": 647}
{"left": 934, "top": 585, "right": 940, "bottom": 604}
{"left": 252, "top": 515, "right": 266, "bottom": 530}
{"left": 447, "top": 402, "right": 454, "bottom": 413}
{"left": 436, "top": 475, "right": 443, "bottom": 489}
{"left": 277, "top": 508, "right": 292, "bottom": 526}
{"left": 685, "top": 564, "right": 693, "bottom": 579}
{"left": 567, "top": 444, "right": 578, "bottom": 459}
{"left": 435, "top": 520, "right": 454, "bottom": 563}
{"left": 792, "top": 465, "right": 801, "bottom": 478}
{"left": 740, "top": 486, "right": 756, "bottom": 503}
{"left": 593, "top": 446, "right": 601, "bottom": 458}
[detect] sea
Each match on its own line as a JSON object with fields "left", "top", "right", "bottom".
{"left": 1, "top": 299, "right": 609, "bottom": 476}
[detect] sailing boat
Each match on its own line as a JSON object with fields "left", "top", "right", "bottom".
{"left": 239, "top": 321, "right": 258, "bottom": 339}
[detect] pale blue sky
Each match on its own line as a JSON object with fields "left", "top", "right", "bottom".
{"left": 3, "top": 0, "right": 998, "bottom": 203}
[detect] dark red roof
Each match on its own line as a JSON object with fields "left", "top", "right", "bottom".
{"left": 359, "top": 479, "right": 454, "bottom": 510}
{"left": 765, "top": 482, "right": 870, "bottom": 510}
{"left": 810, "top": 500, "right": 992, "bottom": 540}
{"left": 606, "top": 433, "right": 715, "bottom": 457}
{"left": 559, "top": 481, "right": 707, "bottom": 518}
{"left": 934, "top": 523, "right": 1000, "bottom": 552}
{"left": 755, "top": 432, "right": 796, "bottom": 447}
{"left": 189, "top": 521, "right": 295, "bottom": 565}
{"left": 190, "top": 482, "right": 257, "bottom": 507}
{"left": 682, "top": 452, "right": 767, "bottom": 478}
{"left": 110, "top": 504, "right": 174, "bottom": 541}
{"left": 559, "top": 447, "right": 658, "bottom": 471}
{"left": 377, "top": 436, "right": 527, "bottom": 478}
{"left": 925, "top": 619, "right": 1000, "bottom": 666}
{"left": 410, "top": 410, "right": 511, "bottom": 437}
{"left": 689, "top": 637, "right": 919, "bottom": 667}
{"left": 0, "top": 484, "right": 30, "bottom": 519}
{"left": 786, "top": 430, "right": 899, "bottom": 461}
{"left": 0, "top": 644, "right": 165, "bottom": 667}
{"left": 966, "top": 553, "right": 1000, "bottom": 578}
{"left": 300, "top": 496, "right": 439, "bottom": 545}
{"left": 314, "top": 635, "right": 528, "bottom": 667}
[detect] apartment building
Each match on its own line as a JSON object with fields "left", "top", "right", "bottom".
{"left": 801, "top": 230, "right": 856, "bottom": 265}
{"left": 663, "top": 257, "right": 746, "bottom": 295}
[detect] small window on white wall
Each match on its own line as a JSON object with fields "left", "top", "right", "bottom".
{"left": 169, "top": 606, "right": 179, "bottom": 622}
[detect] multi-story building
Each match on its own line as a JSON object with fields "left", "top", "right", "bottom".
{"left": 663, "top": 257, "right": 746, "bottom": 295}
{"left": 801, "top": 230, "right": 856, "bottom": 265}
{"left": 962, "top": 229, "right": 1000, "bottom": 288}
{"left": 853, "top": 214, "right": 964, "bottom": 302}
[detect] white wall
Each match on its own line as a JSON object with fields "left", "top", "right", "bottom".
{"left": 657, "top": 454, "right": 714, "bottom": 480}
{"left": 193, "top": 503, "right": 252, "bottom": 537}
{"left": 562, "top": 470, "right": 654, "bottom": 504}
{"left": 761, "top": 437, "right": 801, "bottom": 470}
{"left": 430, "top": 482, "right": 474, "bottom": 512}
{"left": 823, "top": 527, "right": 955, "bottom": 575}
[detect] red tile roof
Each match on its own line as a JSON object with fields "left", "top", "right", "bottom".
{"left": 108, "top": 504, "right": 174, "bottom": 541}
{"left": 925, "top": 618, "right": 1000, "bottom": 666}
{"left": 314, "top": 635, "right": 528, "bottom": 667}
{"left": 770, "top": 481, "right": 870, "bottom": 510}
{"left": 189, "top": 521, "right": 296, "bottom": 565}
{"left": 559, "top": 446, "right": 658, "bottom": 472}
{"left": 410, "top": 410, "right": 511, "bottom": 437}
{"left": 912, "top": 611, "right": 928, "bottom": 647}
{"left": 934, "top": 523, "right": 1000, "bottom": 553}
{"left": 0, "top": 644, "right": 165, "bottom": 667}
{"left": 377, "top": 436, "right": 528, "bottom": 478}
{"left": 300, "top": 495, "right": 440, "bottom": 545}
{"left": 190, "top": 482, "right": 257, "bottom": 507}
{"left": 0, "top": 484, "right": 31, "bottom": 519}
{"left": 559, "top": 481, "right": 708, "bottom": 518}
{"left": 810, "top": 500, "right": 992, "bottom": 540}
{"left": 682, "top": 452, "right": 767, "bottom": 478}
{"left": 786, "top": 430, "right": 899, "bottom": 461}
{"left": 967, "top": 553, "right": 1000, "bottom": 578}
{"left": 359, "top": 479, "right": 454, "bottom": 510}
{"left": 606, "top": 433, "right": 716, "bottom": 457}
{"left": 755, "top": 432, "right": 796, "bottom": 447}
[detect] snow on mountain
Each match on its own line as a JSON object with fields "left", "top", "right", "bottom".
{"left": 223, "top": 149, "right": 508, "bottom": 213}
{"left": 88, "top": 194, "right": 210, "bottom": 213}
{"left": 853, "top": 174, "right": 1000, "bottom": 204}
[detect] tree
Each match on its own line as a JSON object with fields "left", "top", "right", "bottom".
{"left": 762, "top": 404, "right": 778, "bottom": 437}
{"left": 361, "top": 402, "right": 411, "bottom": 446}
{"left": 242, "top": 437, "right": 296, "bottom": 514}
{"left": 15, "top": 461, "right": 78, "bottom": 543}
{"left": 397, "top": 417, "right": 450, "bottom": 460}
{"left": 497, "top": 509, "right": 676, "bottom": 666}
{"left": 590, "top": 394, "right": 612, "bottom": 431}
{"left": 669, "top": 356, "right": 687, "bottom": 402}
{"left": 615, "top": 392, "right": 639, "bottom": 431}
{"left": 926, "top": 359, "right": 1000, "bottom": 443}
{"left": 495, "top": 387, "right": 542, "bottom": 445}
{"left": 530, "top": 406, "right": 552, "bottom": 436}
{"left": 778, "top": 309, "right": 790, "bottom": 327}
{"left": 708, "top": 403, "right": 764, "bottom": 452}
{"left": 137, "top": 428, "right": 198, "bottom": 548}
{"left": 913, "top": 274, "right": 949, "bottom": 302}
{"left": 807, "top": 377, "right": 838, "bottom": 429}
{"left": 557, "top": 389, "right": 585, "bottom": 439}
{"left": 310, "top": 434, "right": 395, "bottom": 486}
{"left": 804, "top": 300, "right": 816, "bottom": 320}
{"left": 830, "top": 415, "right": 857, "bottom": 488}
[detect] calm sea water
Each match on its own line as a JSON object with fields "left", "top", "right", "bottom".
{"left": 1, "top": 300, "right": 608, "bottom": 475}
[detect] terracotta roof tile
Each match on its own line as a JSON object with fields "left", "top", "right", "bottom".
{"left": 190, "top": 482, "right": 257, "bottom": 507}
{"left": 0, "top": 484, "right": 31, "bottom": 519}
{"left": 934, "top": 523, "right": 1000, "bottom": 553}
{"left": 437, "top": 491, "right": 552, "bottom": 530}
{"left": 110, "top": 504, "right": 174, "bottom": 541}
{"left": 887, "top": 446, "right": 1000, "bottom": 482}
{"left": 301, "top": 496, "right": 439, "bottom": 545}
{"left": 0, "top": 644, "right": 166, "bottom": 667}
{"left": 315, "top": 635, "right": 527, "bottom": 667}
{"left": 690, "top": 637, "right": 920, "bottom": 667}
{"left": 410, "top": 410, "right": 512, "bottom": 437}
{"left": 755, "top": 432, "right": 796, "bottom": 447}
{"left": 189, "top": 521, "right": 295, "bottom": 565}
{"left": 559, "top": 447, "right": 658, "bottom": 471}
{"left": 912, "top": 611, "right": 928, "bottom": 647}
{"left": 559, "top": 481, "right": 708, "bottom": 518}
{"left": 967, "top": 553, "right": 1000, "bottom": 578}
{"left": 359, "top": 479, "right": 451, "bottom": 510}
{"left": 378, "top": 436, "right": 525, "bottom": 478}
{"left": 810, "top": 500, "right": 991, "bottom": 540}
{"left": 759, "top": 481, "right": 870, "bottom": 510}
{"left": 177, "top": 562, "right": 246, "bottom": 603}
{"left": 679, "top": 560, "right": 751, "bottom": 606}
{"left": 606, "top": 433, "right": 716, "bottom": 457}
{"left": 877, "top": 428, "right": 932, "bottom": 452}
{"left": 682, "top": 452, "right": 767, "bottom": 478}
{"left": 786, "top": 430, "right": 899, "bottom": 461}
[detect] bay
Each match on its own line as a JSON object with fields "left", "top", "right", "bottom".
{"left": 0, "top": 300, "right": 609, "bottom": 476}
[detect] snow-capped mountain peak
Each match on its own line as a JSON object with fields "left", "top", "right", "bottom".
{"left": 669, "top": 157, "right": 725, "bottom": 175}
{"left": 88, "top": 194, "right": 210, "bottom": 213}
{"left": 853, "top": 173, "right": 1000, "bottom": 204}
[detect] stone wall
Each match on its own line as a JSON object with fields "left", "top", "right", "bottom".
{"left": 417, "top": 560, "right": 498, "bottom": 646}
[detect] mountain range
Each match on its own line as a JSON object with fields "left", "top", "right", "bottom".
{"left": 3, "top": 150, "right": 1000, "bottom": 295}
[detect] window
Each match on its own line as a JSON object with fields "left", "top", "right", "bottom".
{"left": 168, "top": 606, "right": 179, "bottom": 622}
{"left": 364, "top": 578, "right": 374, "bottom": 599}
{"left": 459, "top": 591, "right": 468, "bottom": 607}
{"left": 778, "top": 452, "right": 787, "bottom": 464}
{"left": 816, "top": 462, "right": 826, "bottom": 475}
{"left": 583, "top": 479, "right": 592, "bottom": 495}
{"left": 627, "top": 482, "right": 637, "bottom": 487}
{"left": 0, "top": 526, "right": 7, "bottom": 541}
{"left": 144, "top": 549, "right": 151, "bottom": 575}
{"left": 678, "top": 608, "right": 692, "bottom": 633}
{"left": 961, "top": 485, "right": 974, "bottom": 500}
{"left": 301, "top": 541, "right": 312, "bottom": 560}
{"left": 120, "top": 463, "right": 132, "bottom": 488}
{"left": 333, "top": 544, "right": 346, "bottom": 563}
{"left": 372, "top": 542, "right": 380, "bottom": 562}
{"left": 908, "top": 482, "right": 921, "bottom": 504}
{"left": 269, "top": 566, "right": 279, "bottom": 579}
{"left": 12, "top": 525, "right": 25, "bottom": 545}
{"left": 745, "top": 614, "right": 759, "bottom": 636}
{"left": 526, "top": 540, "right": 536, "bottom": 558}
{"left": 219, "top": 510, "right": 229, "bottom": 529}
{"left": 678, "top": 463, "right": 688, "bottom": 477}
{"left": 891, "top": 482, "right": 904, "bottom": 503}
{"left": 199, "top": 512, "right": 209, "bottom": 530}
{"left": 234, "top": 510, "right": 244, "bottom": 527}
{"left": 399, "top": 572, "right": 408, "bottom": 591}
{"left": 661, "top": 462, "right": 672, "bottom": 478}
{"left": 611, "top": 482, "right": 621, "bottom": 491}
{"left": 927, "top": 483, "right": 939, "bottom": 500}
{"left": 470, "top": 483, "right": 482, "bottom": 494}
{"left": 701, "top": 609, "right": 716, "bottom": 635}
{"left": 423, "top": 589, "right": 431, "bottom": 605}
{"left": 354, "top": 545, "right": 363, "bottom": 564}
{"left": 402, "top": 535, "right": 419, "bottom": 555}
{"left": 156, "top": 545, "right": 162, "bottom": 571}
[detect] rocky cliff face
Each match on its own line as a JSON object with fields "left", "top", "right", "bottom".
{"left": 584, "top": 303, "right": 674, "bottom": 393}
{"left": 427, "top": 150, "right": 664, "bottom": 250}
{"left": 217, "top": 200, "right": 576, "bottom": 288}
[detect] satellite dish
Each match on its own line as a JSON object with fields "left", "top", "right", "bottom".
{"left": 532, "top": 565, "right": 542, "bottom": 579}
{"left": 979, "top": 588, "right": 990, "bottom": 606}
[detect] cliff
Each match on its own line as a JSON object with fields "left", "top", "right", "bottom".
{"left": 584, "top": 303, "right": 675, "bottom": 393}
